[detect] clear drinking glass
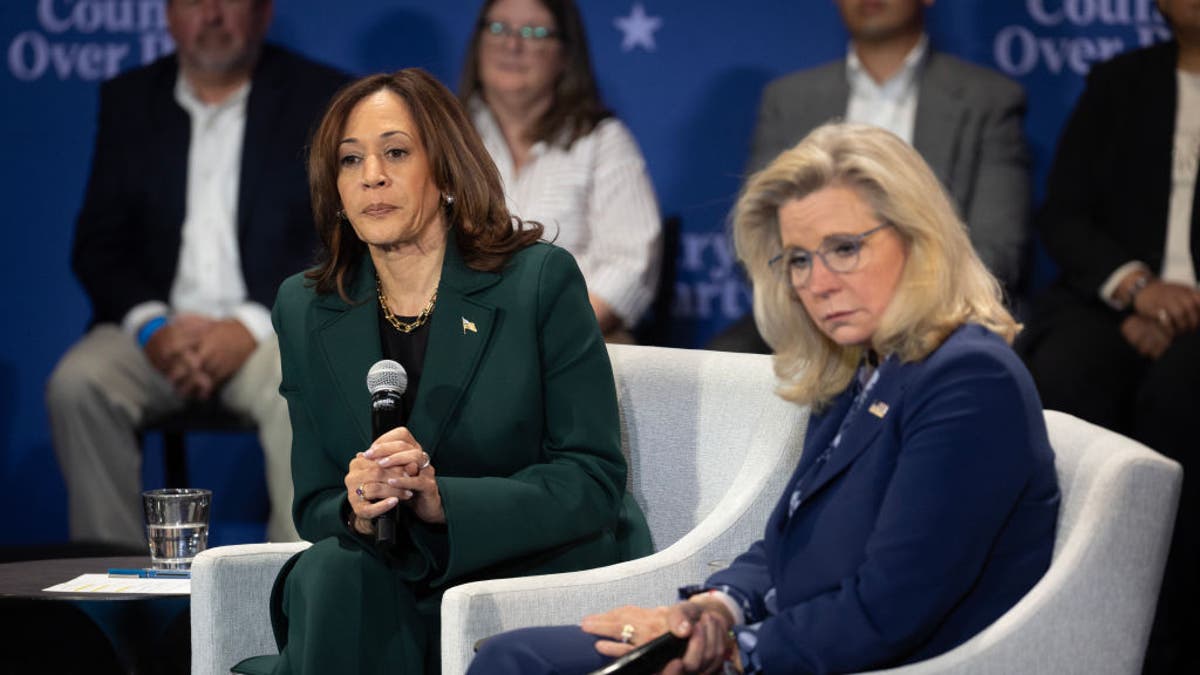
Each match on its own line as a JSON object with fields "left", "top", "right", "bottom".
{"left": 142, "top": 488, "right": 211, "bottom": 569}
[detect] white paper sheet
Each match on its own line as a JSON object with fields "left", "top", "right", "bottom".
{"left": 43, "top": 573, "right": 190, "bottom": 595}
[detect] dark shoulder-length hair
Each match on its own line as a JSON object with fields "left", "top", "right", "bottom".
{"left": 459, "top": 0, "right": 611, "bottom": 147}
{"left": 305, "top": 68, "right": 543, "bottom": 300}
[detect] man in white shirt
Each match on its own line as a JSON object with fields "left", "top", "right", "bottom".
{"left": 47, "top": 0, "right": 348, "bottom": 547}
{"left": 712, "top": 0, "right": 1030, "bottom": 351}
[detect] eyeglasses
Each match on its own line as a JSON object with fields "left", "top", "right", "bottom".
{"left": 768, "top": 222, "right": 894, "bottom": 289}
{"left": 480, "top": 20, "right": 561, "bottom": 43}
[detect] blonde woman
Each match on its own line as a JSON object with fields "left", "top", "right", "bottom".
{"left": 470, "top": 123, "right": 1059, "bottom": 675}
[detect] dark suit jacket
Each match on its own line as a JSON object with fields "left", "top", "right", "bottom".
{"left": 1037, "top": 40, "right": 1199, "bottom": 301}
{"left": 71, "top": 44, "right": 349, "bottom": 325}
{"left": 706, "top": 325, "right": 1059, "bottom": 673}
{"left": 271, "top": 240, "right": 651, "bottom": 589}
{"left": 748, "top": 51, "right": 1031, "bottom": 290}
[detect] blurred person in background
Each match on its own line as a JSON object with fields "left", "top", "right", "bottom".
{"left": 711, "top": 0, "right": 1030, "bottom": 353}
{"left": 47, "top": 0, "right": 348, "bottom": 547}
{"left": 460, "top": 0, "right": 662, "bottom": 343}
{"left": 1020, "top": 2, "right": 1200, "bottom": 670}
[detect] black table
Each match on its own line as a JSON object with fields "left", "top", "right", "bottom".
{"left": 0, "top": 555, "right": 190, "bottom": 674}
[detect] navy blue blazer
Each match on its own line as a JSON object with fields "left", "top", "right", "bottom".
{"left": 71, "top": 44, "right": 350, "bottom": 326}
{"left": 706, "top": 324, "right": 1059, "bottom": 673}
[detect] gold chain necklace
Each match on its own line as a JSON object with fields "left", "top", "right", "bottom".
{"left": 377, "top": 278, "right": 438, "bottom": 334}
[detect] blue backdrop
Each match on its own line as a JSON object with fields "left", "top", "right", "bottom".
{"left": 0, "top": 0, "right": 1170, "bottom": 546}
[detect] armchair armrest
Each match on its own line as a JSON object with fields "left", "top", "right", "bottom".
{"left": 441, "top": 400, "right": 807, "bottom": 675}
{"left": 191, "top": 542, "right": 311, "bottom": 675}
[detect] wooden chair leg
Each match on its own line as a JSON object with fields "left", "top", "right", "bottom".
{"left": 164, "top": 431, "right": 188, "bottom": 488}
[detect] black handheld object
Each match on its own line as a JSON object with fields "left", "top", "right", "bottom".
{"left": 366, "top": 359, "right": 408, "bottom": 546}
{"left": 587, "top": 632, "right": 689, "bottom": 675}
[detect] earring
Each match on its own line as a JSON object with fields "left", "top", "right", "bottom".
{"left": 442, "top": 193, "right": 455, "bottom": 206}
{"left": 336, "top": 209, "right": 347, "bottom": 221}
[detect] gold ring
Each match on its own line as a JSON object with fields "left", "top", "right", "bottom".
{"left": 420, "top": 452, "right": 431, "bottom": 469}
{"left": 355, "top": 483, "right": 366, "bottom": 501}
{"left": 620, "top": 623, "right": 635, "bottom": 644}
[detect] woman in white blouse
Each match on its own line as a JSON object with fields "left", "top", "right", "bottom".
{"left": 460, "top": 0, "right": 662, "bottom": 341}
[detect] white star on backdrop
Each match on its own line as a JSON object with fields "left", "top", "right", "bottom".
{"left": 613, "top": 3, "right": 662, "bottom": 53}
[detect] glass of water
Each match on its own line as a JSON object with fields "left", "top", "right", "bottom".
{"left": 142, "top": 488, "right": 211, "bottom": 569}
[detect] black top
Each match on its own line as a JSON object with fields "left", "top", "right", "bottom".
{"left": 377, "top": 304, "right": 431, "bottom": 422}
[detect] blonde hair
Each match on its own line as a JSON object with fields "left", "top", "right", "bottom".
{"left": 733, "top": 123, "right": 1018, "bottom": 408}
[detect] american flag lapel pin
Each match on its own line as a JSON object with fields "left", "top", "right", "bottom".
{"left": 461, "top": 317, "right": 477, "bottom": 334}
{"left": 868, "top": 400, "right": 889, "bottom": 418}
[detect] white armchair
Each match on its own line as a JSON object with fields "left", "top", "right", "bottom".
{"left": 866, "top": 411, "right": 1181, "bottom": 674}
{"left": 444, "top": 410, "right": 1182, "bottom": 675}
{"left": 190, "top": 541, "right": 309, "bottom": 675}
{"left": 193, "top": 343, "right": 1178, "bottom": 675}
{"left": 440, "top": 345, "right": 807, "bottom": 673}
{"left": 191, "top": 345, "right": 807, "bottom": 675}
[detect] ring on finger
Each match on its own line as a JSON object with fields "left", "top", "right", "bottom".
{"left": 620, "top": 623, "right": 635, "bottom": 644}
{"left": 355, "top": 483, "right": 366, "bottom": 502}
{"left": 1158, "top": 309, "right": 1170, "bottom": 326}
{"left": 420, "top": 452, "right": 430, "bottom": 469}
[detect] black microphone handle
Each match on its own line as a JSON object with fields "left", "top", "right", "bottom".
{"left": 370, "top": 390, "right": 405, "bottom": 545}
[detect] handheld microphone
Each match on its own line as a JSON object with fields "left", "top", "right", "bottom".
{"left": 366, "top": 359, "right": 408, "bottom": 546}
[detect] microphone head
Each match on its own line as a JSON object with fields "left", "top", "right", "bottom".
{"left": 367, "top": 359, "right": 408, "bottom": 396}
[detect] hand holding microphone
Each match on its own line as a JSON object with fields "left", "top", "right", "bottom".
{"left": 366, "top": 359, "right": 407, "bottom": 544}
{"left": 353, "top": 360, "right": 444, "bottom": 545}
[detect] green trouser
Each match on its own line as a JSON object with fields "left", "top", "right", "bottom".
{"left": 234, "top": 537, "right": 441, "bottom": 675}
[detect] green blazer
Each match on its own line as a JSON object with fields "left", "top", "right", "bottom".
{"left": 272, "top": 238, "right": 650, "bottom": 587}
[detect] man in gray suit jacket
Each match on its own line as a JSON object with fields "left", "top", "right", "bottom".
{"left": 711, "top": 0, "right": 1030, "bottom": 352}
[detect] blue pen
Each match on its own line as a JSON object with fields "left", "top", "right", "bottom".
{"left": 107, "top": 567, "right": 191, "bottom": 579}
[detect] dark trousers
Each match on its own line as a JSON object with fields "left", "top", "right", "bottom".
{"left": 468, "top": 625, "right": 611, "bottom": 675}
{"left": 1021, "top": 297, "right": 1199, "bottom": 674}
{"left": 233, "top": 537, "right": 441, "bottom": 675}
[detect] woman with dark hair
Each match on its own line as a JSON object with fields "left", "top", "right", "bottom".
{"left": 231, "top": 68, "right": 650, "bottom": 675}
{"left": 461, "top": 0, "right": 661, "bottom": 342}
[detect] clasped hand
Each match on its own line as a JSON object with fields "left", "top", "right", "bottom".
{"left": 1133, "top": 281, "right": 1200, "bottom": 332}
{"left": 1120, "top": 281, "right": 1200, "bottom": 359}
{"left": 144, "top": 314, "right": 256, "bottom": 400}
{"left": 345, "top": 426, "right": 444, "bottom": 533}
{"left": 582, "top": 600, "right": 739, "bottom": 674}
